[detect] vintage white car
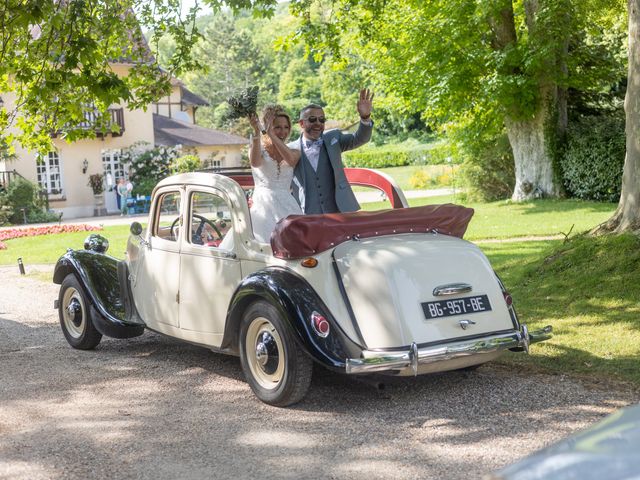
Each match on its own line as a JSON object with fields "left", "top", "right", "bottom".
{"left": 53, "top": 168, "right": 552, "bottom": 406}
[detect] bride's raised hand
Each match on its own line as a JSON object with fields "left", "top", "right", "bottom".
{"left": 263, "top": 111, "right": 275, "bottom": 135}
{"left": 249, "top": 113, "right": 261, "bottom": 135}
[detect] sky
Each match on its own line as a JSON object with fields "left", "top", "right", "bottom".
{"left": 180, "top": 0, "right": 287, "bottom": 18}
{"left": 180, "top": 0, "right": 212, "bottom": 18}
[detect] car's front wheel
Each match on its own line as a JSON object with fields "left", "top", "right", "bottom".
{"left": 239, "top": 300, "right": 312, "bottom": 407}
{"left": 58, "top": 274, "right": 102, "bottom": 350}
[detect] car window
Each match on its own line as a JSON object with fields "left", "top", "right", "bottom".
{"left": 188, "top": 191, "right": 233, "bottom": 248}
{"left": 154, "top": 191, "right": 181, "bottom": 242}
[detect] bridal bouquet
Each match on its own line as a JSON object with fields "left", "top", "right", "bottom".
{"left": 225, "top": 86, "right": 265, "bottom": 133}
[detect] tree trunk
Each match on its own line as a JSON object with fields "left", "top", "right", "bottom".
{"left": 506, "top": 119, "right": 558, "bottom": 200}
{"left": 491, "top": 0, "right": 560, "bottom": 201}
{"left": 506, "top": 90, "right": 559, "bottom": 201}
{"left": 595, "top": 0, "right": 640, "bottom": 233}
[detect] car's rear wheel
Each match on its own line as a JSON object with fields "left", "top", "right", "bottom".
{"left": 239, "top": 300, "right": 312, "bottom": 407}
{"left": 58, "top": 274, "right": 102, "bottom": 350}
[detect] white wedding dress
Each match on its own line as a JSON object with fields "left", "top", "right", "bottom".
{"left": 250, "top": 149, "right": 302, "bottom": 243}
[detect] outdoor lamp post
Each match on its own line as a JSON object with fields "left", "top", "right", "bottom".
{"left": 82, "top": 159, "right": 89, "bottom": 174}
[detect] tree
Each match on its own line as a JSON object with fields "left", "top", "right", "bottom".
{"left": 182, "top": 12, "right": 268, "bottom": 129}
{"left": 596, "top": 0, "right": 640, "bottom": 233}
{"left": 277, "top": 57, "right": 323, "bottom": 114}
{"left": 0, "top": 0, "right": 201, "bottom": 153}
{"left": 317, "top": 2, "right": 625, "bottom": 200}
{"left": 218, "top": 0, "right": 623, "bottom": 201}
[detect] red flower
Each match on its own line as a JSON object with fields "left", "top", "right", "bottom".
{"left": 0, "top": 224, "right": 103, "bottom": 242}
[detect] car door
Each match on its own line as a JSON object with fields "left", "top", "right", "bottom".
{"left": 177, "top": 187, "right": 242, "bottom": 347}
{"left": 132, "top": 187, "right": 183, "bottom": 328}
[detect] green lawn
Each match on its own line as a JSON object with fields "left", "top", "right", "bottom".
{"left": 0, "top": 225, "right": 134, "bottom": 264}
{"left": 481, "top": 235, "right": 640, "bottom": 386}
{"left": 363, "top": 195, "right": 616, "bottom": 240}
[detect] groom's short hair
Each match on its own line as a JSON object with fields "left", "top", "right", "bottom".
{"left": 299, "top": 104, "right": 324, "bottom": 120}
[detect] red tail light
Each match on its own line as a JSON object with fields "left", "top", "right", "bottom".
{"left": 503, "top": 291, "right": 513, "bottom": 307}
{"left": 311, "top": 311, "right": 330, "bottom": 338}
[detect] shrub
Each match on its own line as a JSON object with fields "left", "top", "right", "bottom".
{"left": 436, "top": 172, "right": 454, "bottom": 187}
{"left": 26, "top": 209, "right": 62, "bottom": 223}
{"left": 5, "top": 179, "right": 36, "bottom": 224}
{"left": 459, "top": 132, "right": 515, "bottom": 201}
{"left": 561, "top": 114, "right": 625, "bottom": 202}
{"left": 408, "top": 166, "right": 459, "bottom": 190}
{"left": 0, "top": 193, "right": 14, "bottom": 225}
{"left": 1, "top": 178, "right": 57, "bottom": 224}
{"left": 409, "top": 170, "right": 430, "bottom": 189}
{"left": 344, "top": 148, "right": 411, "bottom": 168}
{"left": 343, "top": 140, "right": 449, "bottom": 168}
{"left": 170, "top": 154, "right": 202, "bottom": 174}
{"left": 122, "top": 143, "right": 181, "bottom": 196}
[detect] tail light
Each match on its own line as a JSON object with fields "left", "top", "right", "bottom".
{"left": 503, "top": 291, "right": 513, "bottom": 307}
{"left": 310, "top": 311, "right": 330, "bottom": 338}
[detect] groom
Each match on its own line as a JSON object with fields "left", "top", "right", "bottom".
{"left": 288, "top": 88, "right": 374, "bottom": 214}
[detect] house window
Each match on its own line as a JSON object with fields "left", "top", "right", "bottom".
{"left": 210, "top": 159, "right": 222, "bottom": 171}
{"left": 36, "top": 152, "right": 63, "bottom": 194}
{"left": 102, "top": 149, "right": 125, "bottom": 188}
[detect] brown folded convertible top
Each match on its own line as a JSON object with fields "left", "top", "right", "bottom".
{"left": 270, "top": 204, "right": 475, "bottom": 259}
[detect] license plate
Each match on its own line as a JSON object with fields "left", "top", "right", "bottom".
{"left": 421, "top": 294, "right": 492, "bottom": 319}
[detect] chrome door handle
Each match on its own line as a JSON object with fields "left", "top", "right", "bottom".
{"left": 433, "top": 283, "right": 472, "bottom": 296}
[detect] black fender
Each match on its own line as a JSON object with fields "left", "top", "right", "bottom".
{"left": 53, "top": 250, "right": 145, "bottom": 339}
{"left": 221, "top": 267, "right": 365, "bottom": 371}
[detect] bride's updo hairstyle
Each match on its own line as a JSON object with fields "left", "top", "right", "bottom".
{"left": 261, "top": 104, "right": 292, "bottom": 138}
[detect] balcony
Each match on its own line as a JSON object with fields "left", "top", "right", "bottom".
{"left": 51, "top": 107, "right": 125, "bottom": 138}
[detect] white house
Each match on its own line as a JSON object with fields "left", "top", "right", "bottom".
{"left": 0, "top": 66, "right": 247, "bottom": 219}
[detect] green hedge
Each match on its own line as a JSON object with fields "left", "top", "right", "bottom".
{"left": 343, "top": 140, "right": 453, "bottom": 168}
{"left": 561, "top": 114, "right": 625, "bottom": 202}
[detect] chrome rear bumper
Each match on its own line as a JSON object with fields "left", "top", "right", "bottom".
{"left": 345, "top": 324, "right": 552, "bottom": 375}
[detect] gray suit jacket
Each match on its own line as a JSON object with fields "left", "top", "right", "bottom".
{"left": 288, "top": 120, "right": 373, "bottom": 213}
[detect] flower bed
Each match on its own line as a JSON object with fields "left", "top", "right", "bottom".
{"left": 0, "top": 224, "right": 103, "bottom": 243}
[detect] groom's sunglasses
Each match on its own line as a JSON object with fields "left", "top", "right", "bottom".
{"left": 305, "top": 116, "right": 326, "bottom": 124}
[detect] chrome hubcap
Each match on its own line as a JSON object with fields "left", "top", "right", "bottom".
{"left": 255, "top": 340, "right": 269, "bottom": 366}
{"left": 66, "top": 299, "right": 82, "bottom": 327}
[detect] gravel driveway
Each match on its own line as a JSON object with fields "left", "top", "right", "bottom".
{"left": 0, "top": 264, "right": 636, "bottom": 480}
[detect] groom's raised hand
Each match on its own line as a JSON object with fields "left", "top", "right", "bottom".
{"left": 357, "top": 88, "right": 374, "bottom": 120}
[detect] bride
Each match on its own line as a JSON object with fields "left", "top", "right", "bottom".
{"left": 249, "top": 105, "right": 302, "bottom": 243}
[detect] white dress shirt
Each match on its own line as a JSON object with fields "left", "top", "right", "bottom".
{"left": 302, "top": 137, "right": 324, "bottom": 171}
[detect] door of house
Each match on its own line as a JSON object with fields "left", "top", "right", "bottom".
{"left": 102, "top": 150, "right": 125, "bottom": 214}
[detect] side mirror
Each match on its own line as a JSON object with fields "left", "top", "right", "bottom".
{"left": 130, "top": 222, "right": 143, "bottom": 236}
